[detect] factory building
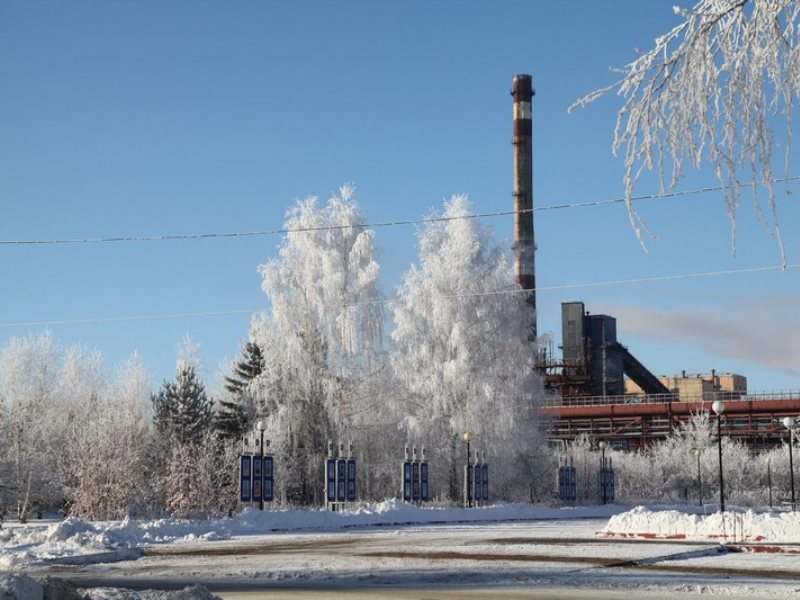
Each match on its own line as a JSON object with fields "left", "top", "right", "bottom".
{"left": 506, "top": 74, "right": 800, "bottom": 449}
{"left": 625, "top": 372, "right": 748, "bottom": 402}
{"left": 537, "top": 301, "right": 799, "bottom": 449}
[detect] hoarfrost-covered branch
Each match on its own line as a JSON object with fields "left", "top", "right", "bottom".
{"left": 570, "top": 0, "right": 799, "bottom": 266}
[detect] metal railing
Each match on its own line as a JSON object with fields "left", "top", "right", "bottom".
{"left": 543, "top": 389, "right": 800, "bottom": 408}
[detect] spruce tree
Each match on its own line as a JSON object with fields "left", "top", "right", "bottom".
{"left": 214, "top": 341, "right": 264, "bottom": 438}
{"left": 152, "top": 364, "right": 212, "bottom": 445}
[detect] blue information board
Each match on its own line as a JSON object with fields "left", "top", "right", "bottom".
{"left": 346, "top": 459, "right": 357, "bottom": 501}
{"left": 481, "top": 464, "right": 489, "bottom": 501}
{"left": 337, "top": 459, "right": 347, "bottom": 502}
{"left": 403, "top": 462, "right": 412, "bottom": 501}
{"left": 326, "top": 459, "right": 336, "bottom": 502}
{"left": 263, "top": 456, "right": 274, "bottom": 502}
{"left": 252, "top": 456, "right": 262, "bottom": 502}
{"left": 559, "top": 466, "right": 577, "bottom": 502}
{"left": 599, "top": 467, "right": 615, "bottom": 502}
{"left": 472, "top": 464, "right": 482, "bottom": 502}
{"left": 412, "top": 462, "right": 420, "bottom": 501}
{"left": 420, "top": 462, "right": 429, "bottom": 501}
{"left": 240, "top": 455, "right": 252, "bottom": 502}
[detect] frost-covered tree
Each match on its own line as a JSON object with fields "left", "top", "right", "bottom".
{"left": 558, "top": 412, "right": 762, "bottom": 506}
{"left": 0, "top": 332, "right": 61, "bottom": 521}
{"left": 215, "top": 341, "right": 264, "bottom": 439}
{"left": 252, "top": 185, "right": 387, "bottom": 504}
{"left": 258, "top": 185, "right": 383, "bottom": 383}
{"left": 390, "top": 195, "right": 545, "bottom": 501}
{"left": 571, "top": 0, "right": 799, "bottom": 264}
{"left": 63, "top": 353, "right": 153, "bottom": 519}
{"left": 162, "top": 431, "right": 238, "bottom": 518}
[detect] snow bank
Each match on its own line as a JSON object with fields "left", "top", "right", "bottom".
{"left": 602, "top": 506, "right": 800, "bottom": 543}
{"left": 0, "top": 501, "right": 620, "bottom": 568}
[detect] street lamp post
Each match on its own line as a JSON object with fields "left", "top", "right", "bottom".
{"left": 598, "top": 441, "right": 607, "bottom": 505}
{"left": 783, "top": 417, "right": 796, "bottom": 512}
{"left": 257, "top": 419, "right": 265, "bottom": 511}
{"left": 712, "top": 400, "right": 725, "bottom": 513}
{"left": 692, "top": 448, "right": 704, "bottom": 506}
{"left": 463, "top": 432, "right": 473, "bottom": 508}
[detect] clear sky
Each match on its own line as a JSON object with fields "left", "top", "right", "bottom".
{"left": 1, "top": 1, "right": 798, "bottom": 392}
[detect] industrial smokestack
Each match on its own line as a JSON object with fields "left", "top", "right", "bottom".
{"left": 512, "top": 74, "right": 536, "bottom": 339}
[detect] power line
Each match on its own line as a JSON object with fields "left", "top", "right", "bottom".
{"left": 534, "top": 175, "right": 800, "bottom": 212}
{"left": 0, "top": 309, "right": 258, "bottom": 329}
{"left": 354, "top": 263, "right": 799, "bottom": 306}
{"left": 2, "top": 263, "right": 795, "bottom": 329}
{"left": 2, "top": 176, "right": 797, "bottom": 246}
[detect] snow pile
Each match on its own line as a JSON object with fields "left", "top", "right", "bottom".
{"left": 0, "top": 574, "right": 223, "bottom": 600}
{"left": 0, "top": 574, "right": 45, "bottom": 599}
{"left": 0, "top": 502, "right": 621, "bottom": 568}
{"left": 603, "top": 506, "right": 800, "bottom": 543}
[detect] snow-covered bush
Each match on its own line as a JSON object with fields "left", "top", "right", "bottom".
{"left": 552, "top": 411, "right": 793, "bottom": 507}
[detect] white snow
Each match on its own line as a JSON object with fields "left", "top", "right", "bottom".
{"left": 603, "top": 505, "right": 800, "bottom": 543}
{"left": 0, "top": 501, "right": 622, "bottom": 568}
{"left": 4, "top": 502, "right": 800, "bottom": 572}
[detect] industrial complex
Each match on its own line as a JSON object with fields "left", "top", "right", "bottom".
{"left": 508, "top": 75, "right": 800, "bottom": 450}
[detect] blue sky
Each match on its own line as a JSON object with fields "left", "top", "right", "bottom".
{"left": 1, "top": 1, "right": 798, "bottom": 391}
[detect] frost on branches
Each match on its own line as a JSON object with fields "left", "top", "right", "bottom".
{"left": 390, "top": 196, "right": 546, "bottom": 501}
{"left": 571, "top": 0, "right": 799, "bottom": 265}
{"left": 252, "top": 186, "right": 391, "bottom": 503}
{"left": 0, "top": 332, "right": 62, "bottom": 521}
{"left": 552, "top": 411, "right": 785, "bottom": 506}
{"left": 0, "top": 334, "right": 155, "bottom": 521}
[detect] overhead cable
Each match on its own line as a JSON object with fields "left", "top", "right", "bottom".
{"left": 1, "top": 175, "right": 797, "bottom": 246}
{"left": 2, "top": 263, "right": 795, "bottom": 328}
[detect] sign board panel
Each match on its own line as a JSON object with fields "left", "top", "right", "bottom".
{"left": 403, "top": 462, "right": 412, "bottom": 501}
{"left": 252, "top": 455, "right": 262, "bottom": 503}
{"left": 481, "top": 464, "right": 489, "bottom": 501}
{"left": 412, "top": 462, "right": 420, "bottom": 501}
{"left": 346, "top": 459, "right": 357, "bottom": 502}
{"left": 609, "top": 470, "right": 615, "bottom": 501}
{"left": 326, "top": 459, "right": 336, "bottom": 502}
{"left": 263, "top": 456, "right": 274, "bottom": 502}
{"left": 420, "top": 462, "right": 429, "bottom": 502}
{"left": 599, "top": 468, "right": 615, "bottom": 502}
{"left": 558, "top": 466, "right": 577, "bottom": 502}
{"left": 337, "top": 459, "right": 347, "bottom": 502}
{"left": 240, "top": 455, "right": 252, "bottom": 502}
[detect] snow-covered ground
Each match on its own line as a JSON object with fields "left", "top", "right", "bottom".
{"left": 3, "top": 503, "right": 800, "bottom": 599}
{"left": 0, "top": 501, "right": 624, "bottom": 569}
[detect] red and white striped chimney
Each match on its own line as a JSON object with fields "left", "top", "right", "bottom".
{"left": 512, "top": 74, "right": 536, "bottom": 339}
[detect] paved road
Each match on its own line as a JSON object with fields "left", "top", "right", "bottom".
{"left": 24, "top": 520, "right": 800, "bottom": 599}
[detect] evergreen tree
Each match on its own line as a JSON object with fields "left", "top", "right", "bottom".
{"left": 214, "top": 341, "right": 263, "bottom": 438}
{"left": 152, "top": 364, "right": 212, "bottom": 445}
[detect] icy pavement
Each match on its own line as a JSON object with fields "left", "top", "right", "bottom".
{"left": 3, "top": 504, "right": 800, "bottom": 598}
{"left": 0, "top": 501, "right": 624, "bottom": 569}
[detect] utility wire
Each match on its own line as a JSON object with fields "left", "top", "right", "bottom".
{"left": 2, "top": 176, "right": 797, "bottom": 246}
{"left": 2, "top": 263, "right": 795, "bottom": 328}
{"left": 0, "top": 309, "right": 258, "bottom": 329}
